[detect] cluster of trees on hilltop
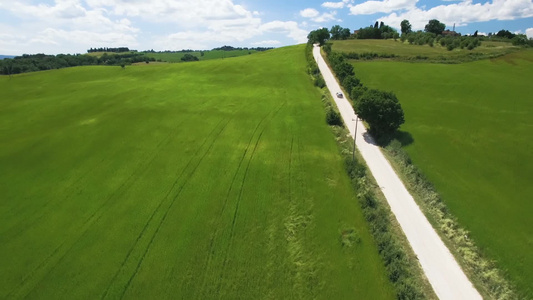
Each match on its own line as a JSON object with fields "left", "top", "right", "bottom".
{"left": 307, "top": 25, "right": 356, "bottom": 45}
{"left": 398, "top": 19, "right": 482, "bottom": 50}
{"left": 0, "top": 52, "right": 155, "bottom": 75}
{"left": 87, "top": 47, "right": 133, "bottom": 53}
{"left": 356, "top": 22, "right": 399, "bottom": 40}
{"left": 400, "top": 19, "right": 533, "bottom": 48}
{"left": 487, "top": 30, "right": 533, "bottom": 46}
{"left": 309, "top": 19, "right": 532, "bottom": 50}
{"left": 144, "top": 46, "right": 274, "bottom": 54}
{"left": 211, "top": 45, "right": 274, "bottom": 51}
{"left": 307, "top": 22, "right": 401, "bottom": 43}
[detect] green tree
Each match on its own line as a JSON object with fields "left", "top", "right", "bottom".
{"left": 181, "top": 54, "right": 199, "bottom": 62}
{"left": 330, "top": 25, "right": 343, "bottom": 40}
{"left": 350, "top": 85, "right": 367, "bottom": 101}
{"left": 400, "top": 20, "right": 412, "bottom": 35}
{"left": 331, "top": 25, "right": 351, "bottom": 40}
{"left": 307, "top": 28, "right": 330, "bottom": 45}
{"left": 354, "top": 89, "right": 404, "bottom": 137}
{"left": 424, "top": 19, "right": 446, "bottom": 35}
{"left": 333, "top": 61, "right": 354, "bottom": 82}
{"left": 341, "top": 28, "right": 351, "bottom": 40}
{"left": 342, "top": 75, "right": 361, "bottom": 95}
{"left": 512, "top": 34, "right": 529, "bottom": 46}
{"left": 496, "top": 29, "right": 515, "bottom": 39}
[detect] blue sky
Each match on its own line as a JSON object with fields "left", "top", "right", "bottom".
{"left": 0, "top": 0, "right": 531, "bottom": 55}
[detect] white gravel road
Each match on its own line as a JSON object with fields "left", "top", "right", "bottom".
{"left": 313, "top": 45, "right": 482, "bottom": 300}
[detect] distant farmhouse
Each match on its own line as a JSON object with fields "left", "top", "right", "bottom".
{"left": 442, "top": 30, "right": 460, "bottom": 37}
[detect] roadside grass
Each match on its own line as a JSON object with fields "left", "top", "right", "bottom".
{"left": 0, "top": 45, "right": 394, "bottom": 299}
{"left": 318, "top": 89, "right": 437, "bottom": 300}
{"left": 332, "top": 39, "right": 518, "bottom": 63}
{"left": 351, "top": 49, "right": 533, "bottom": 298}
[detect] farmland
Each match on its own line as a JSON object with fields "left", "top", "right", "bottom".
{"left": 143, "top": 49, "right": 258, "bottom": 62}
{"left": 342, "top": 40, "right": 533, "bottom": 297}
{"left": 332, "top": 39, "right": 518, "bottom": 62}
{"left": 0, "top": 45, "right": 395, "bottom": 299}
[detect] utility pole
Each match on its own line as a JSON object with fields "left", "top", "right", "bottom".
{"left": 352, "top": 117, "right": 358, "bottom": 162}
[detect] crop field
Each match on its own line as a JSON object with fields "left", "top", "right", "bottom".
{"left": 332, "top": 39, "right": 518, "bottom": 62}
{"left": 143, "top": 49, "right": 258, "bottom": 62}
{"left": 0, "top": 45, "right": 395, "bottom": 299}
{"left": 349, "top": 47, "right": 533, "bottom": 297}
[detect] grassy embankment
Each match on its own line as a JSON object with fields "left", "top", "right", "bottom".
{"left": 334, "top": 39, "right": 532, "bottom": 298}
{"left": 0, "top": 45, "right": 394, "bottom": 299}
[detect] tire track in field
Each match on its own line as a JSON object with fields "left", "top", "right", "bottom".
{"left": 213, "top": 102, "right": 286, "bottom": 295}
{"left": 198, "top": 103, "right": 285, "bottom": 295}
{"left": 5, "top": 126, "right": 180, "bottom": 300}
{"left": 113, "top": 119, "right": 231, "bottom": 300}
{"left": 100, "top": 118, "right": 226, "bottom": 300}
{"left": 1, "top": 122, "right": 185, "bottom": 241}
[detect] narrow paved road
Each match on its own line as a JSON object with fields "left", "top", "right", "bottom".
{"left": 313, "top": 45, "right": 481, "bottom": 300}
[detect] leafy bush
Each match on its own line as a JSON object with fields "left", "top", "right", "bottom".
{"left": 350, "top": 85, "right": 368, "bottom": 102}
{"left": 314, "top": 75, "right": 326, "bottom": 88}
{"left": 342, "top": 75, "right": 361, "bottom": 95}
{"left": 181, "top": 54, "right": 199, "bottom": 62}
{"left": 354, "top": 89, "right": 405, "bottom": 139}
{"left": 326, "top": 107, "right": 343, "bottom": 126}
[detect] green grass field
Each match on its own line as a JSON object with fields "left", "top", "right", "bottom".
{"left": 333, "top": 39, "right": 518, "bottom": 62}
{"left": 143, "top": 49, "right": 258, "bottom": 62}
{"left": 0, "top": 45, "right": 395, "bottom": 299}
{"left": 349, "top": 47, "right": 533, "bottom": 298}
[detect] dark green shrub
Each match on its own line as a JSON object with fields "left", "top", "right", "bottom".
{"left": 314, "top": 75, "right": 326, "bottom": 88}
{"left": 342, "top": 75, "right": 360, "bottom": 94}
{"left": 326, "top": 108, "right": 343, "bottom": 126}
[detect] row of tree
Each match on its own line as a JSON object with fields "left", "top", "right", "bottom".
{"left": 211, "top": 45, "right": 274, "bottom": 51}
{"left": 322, "top": 45, "right": 404, "bottom": 139}
{"left": 0, "top": 52, "right": 156, "bottom": 75}
{"left": 87, "top": 47, "right": 133, "bottom": 53}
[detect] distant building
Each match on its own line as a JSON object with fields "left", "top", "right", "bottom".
{"left": 442, "top": 30, "right": 460, "bottom": 36}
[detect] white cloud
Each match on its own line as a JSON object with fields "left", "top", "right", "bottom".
{"left": 0, "top": 0, "right": 139, "bottom": 53}
{"left": 42, "top": 28, "right": 138, "bottom": 48}
{"left": 314, "top": 11, "right": 340, "bottom": 22}
{"left": 260, "top": 21, "right": 308, "bottom": 43}
{"left": 252, "top": 40, "right": 281, "bottom": 46}
{"left": 300, "top": 8, "right": 340, "bottom": 23}
{"left": 322, "top": 0, "right": 352, "bottom": 9}
{"left": 527, "top": 28, "right": 533, "bottom": 38}
{"left": 380, "top": 0, "right": 533, "bottom": 30}
{"left": 85, "top": 0, "right": 258, "bottom": 26}
{"left": 349, "top": 0, "right": 418, "bottom": 15}
{"left": 0, "top": 0, "right": 311, "bottom": 54}
{"left": 154, "top": 20, "right": 307, "bottom": 51}
{"left": 300, "top": 8, "right": 320, "bottom": 18}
